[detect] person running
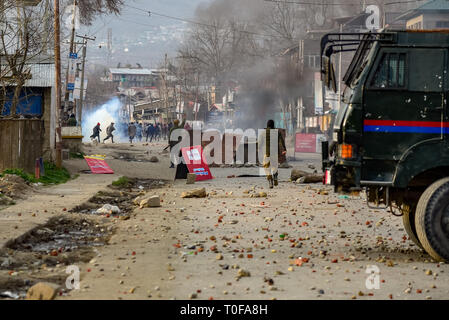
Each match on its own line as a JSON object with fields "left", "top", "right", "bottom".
{"left": 155, "top": 123, "right": 161, "bottom": 141}
{"left": 103, "top": 122, "right": 115, "bottom": 143}
{"left": 128, "top": 122, "right": 137, "bottom": 143}
{"left": 136, "top": 122, "right": 143, "bottom": 142}
{"left": 258, "top": 119, "right": 287, "bottom": 189}
{"left": 90, "top": 123, "right": 101, "bottom": 143}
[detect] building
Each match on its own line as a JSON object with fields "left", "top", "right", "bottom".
{"left": 109, "top": 68, "right": 155, "bottom": 88}
{"left": 397, "top": 0, "right": 449, "bottom": 30}
{"left": 0, "top": 56, "right": 56, "bottom": 172}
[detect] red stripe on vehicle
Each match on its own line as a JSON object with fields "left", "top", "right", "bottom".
{"left": 364, "top": 120, "right": 449, "bottom": 128}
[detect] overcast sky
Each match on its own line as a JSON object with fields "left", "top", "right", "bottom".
{"left": 73, "top": 0, "right": 212, "bottom": 67}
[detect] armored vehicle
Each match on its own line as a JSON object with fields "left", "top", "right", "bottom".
{"left": 321, "top": 30, "right": 449, "bottom": 261}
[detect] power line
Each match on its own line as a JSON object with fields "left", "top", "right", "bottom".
{"left": 263, "top": 0, "right": 425, "bottom": 5}
{"left": 122, "top": 3, "right": 299, "bottom": 40}
{"left": 264, "top": 0, "right": 362, "bottom": 5}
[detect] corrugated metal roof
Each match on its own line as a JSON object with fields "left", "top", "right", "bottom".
{"left": 109, "top": 68, "right": 153, "bottom": 75}
{"left": 419, "top": 0, "right": 449, "bottom": 10}
{"left": 25, "top": 63, "right": 55, "bottom": 87}
{"left": 1, "top": 62, "right": 55, "bottom": 88}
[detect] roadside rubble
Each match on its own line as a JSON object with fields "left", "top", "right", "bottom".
{"left": 26, "top": 282, "right": 60, "bottom": 300}
{"left": 0, "top": 216, "right": 113, "bottom": 299}
{"left": 70, "top": 178, "right": 168, "bottom": 216}
{"left": 0, "top": 174, "right": 33, "bottom": 201}
{"left": 181, "top": 188, "right": 207, "bottom": 198}
{"left": 291, "top": 169, "right": 323, "bottom": 184}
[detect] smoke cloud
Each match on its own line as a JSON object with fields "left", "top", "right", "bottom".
{"left": 82, "top": 97, "right": 129, "bottom": 143}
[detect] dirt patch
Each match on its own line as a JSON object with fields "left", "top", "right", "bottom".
{"left": 70, "top": 178, "right": 169, "bottom": 216}
{"left": 109, "top": 177, "right": 168, "bottom": 191}
{"left": 111, "top": 151, "right": 158, "bottom": 163}
{"left": 0, "top": 174, "right": 34, "bottom": 200}
{"left": 2, "top": 216, "right": 112, "bottom": 262}
{"left": 0, "top": 216, "right": 113, "bottom": 299}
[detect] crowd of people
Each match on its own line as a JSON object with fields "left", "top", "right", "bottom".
{"left": 90, "top": 118, "right": 191, "bottom": 145}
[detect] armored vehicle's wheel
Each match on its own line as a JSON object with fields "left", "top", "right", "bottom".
{"left": 415, "top": 177, "right": 449, "bottom": 262}
{"left": 402, "top": 206, "right": 423, "bottom": 249}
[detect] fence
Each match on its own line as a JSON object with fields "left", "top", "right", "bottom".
{"left": 0, "top": 119, "right": 44, "bottom": 174}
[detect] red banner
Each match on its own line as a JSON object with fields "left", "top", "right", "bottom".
{"left": 181, "top": 145, "right": 213, "bottom": 181}
{"left": 295, "top": 133, "right": 317, "bottom": 153}
{"left": 84, "top": 156, "right": 114, "bottom": 174}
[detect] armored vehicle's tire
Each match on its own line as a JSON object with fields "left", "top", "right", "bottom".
{"left": 415, "top": 177, "right": 449, "bottom": 262}
{"left": 402, "top": 207, "right": 423, "bottom": 249}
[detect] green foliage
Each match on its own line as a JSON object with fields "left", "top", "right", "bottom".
{"left": 70, "top": 152, "right": 85, "bottom": 159}
{"left": 0, "top": 162, "right": 71, "bottom": 185}
{"left": 112, "top": 176, "right": 130, "bottom": 187}
{"left": 38, "top": 163, "right": 71, "bottom": 185}
{"left": 0, "top": 168, "right": 37, "bottom": 183}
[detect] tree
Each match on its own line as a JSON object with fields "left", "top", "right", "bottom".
{"left": 73, "top": 0, "right": 123, "bottom": 25}
{"left": 0, "top": 1, "right": 51, "bottom": 117}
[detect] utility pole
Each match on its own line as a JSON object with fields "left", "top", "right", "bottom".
{"left": 338, "top": 24, "right": 343, "bottom": 112}
{"left": 42, "top": 0, "right": 51, "bottom": 54}
{"left": 194, "top": 72, "right": 200, "bottom": 122}
{"left": 54, "top": 0, "right": 62, "bottom": 167}
{"left": 76, "top": 34, "right": 95, "bottom": 126}
{"left": 63, "top": 0, "right": 77, "bottom": 111}
{"left": 163, "top": 53, "right": 169, "bottom": 124}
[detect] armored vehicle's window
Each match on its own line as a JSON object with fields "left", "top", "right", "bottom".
{"left": 408, "top": 49, "right": 445, "bottom": 92}
{"left": 371, "top": 53, "right": 406, "bottom": 88}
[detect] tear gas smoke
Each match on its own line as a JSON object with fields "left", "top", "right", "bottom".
{"left": 82, "top": 97, "right": 129, "bottom": 143}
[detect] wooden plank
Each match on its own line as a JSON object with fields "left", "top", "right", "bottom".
{"left": 0, "top": 119, "right": 45, "bottom": 174}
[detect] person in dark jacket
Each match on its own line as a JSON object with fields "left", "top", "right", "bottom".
{"left": 136, "top": 123, "right": 143, "bottom": 142}
{"left": 90, "top": 123, "right": 101, "bottom": 143}
{"left": 103, "top": 122, "right": 115, "bottom": 143}
{"left": 128, "top": 122, "right": 137, "bottom": 143}
{"left": 169, "top": 116, "right": 186, "bottom": 168}
{"left": 258, "top": 119, "right": 287, "bottom": 188}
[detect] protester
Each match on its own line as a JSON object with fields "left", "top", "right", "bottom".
{"left": 169, "top": 115, "right": 186, "bottom": 168}
{"left": 128, "top": 122, "right": 137, "bottom": 143}
{"left": 136, "top": 122, "right": 143, "bottom": 142}
{"left": 145, "top": 123, "right": 153, "bottom": 142}
{"left": 90, "top": 123, "right": 101, "bottom": 143}
{"left": 155, "top": 123, "right": 161, "bottom": 141}
{"left": 103, "top": 122, "right": 115, "bottom": 143}
{"left": 68, "top": 113, "right": 77, "bottom": 126}
{"left": 258, "top": 119, "right": 287, "bottom": 189}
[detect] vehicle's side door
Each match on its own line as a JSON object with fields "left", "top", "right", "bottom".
{"left": 362, "top": 47, "right": 446, "bottom": 182}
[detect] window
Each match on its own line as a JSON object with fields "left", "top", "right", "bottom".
{"left": 306, "top": 55, "right": 320, "bottom": 69}
{"left": 371, "top": 53, "right": 406, "bottom": 88}
{"left": 408, "top": 49, "right": 445, "bottom": 92}
{"left": 436, "top": 21, "right": 449, "bottom": 28}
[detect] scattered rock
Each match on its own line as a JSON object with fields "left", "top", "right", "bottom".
{"left": 26, "top": 282, "right": 60, "bottom": 300}
{"left": 181, "top": 188, "right": 207, "bottom": 198}
{"left": 237, "top": 269, "right": 251, "bottom": 278}
{"left": 186, "top": 173, "right": 196, "bottom": 185}
{"left": 140, "top": 195, "right": 161, "bottom": 208}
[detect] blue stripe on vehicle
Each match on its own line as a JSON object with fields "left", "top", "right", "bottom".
{"left": 364, "top": 125, "right": 446, "bottom": 134}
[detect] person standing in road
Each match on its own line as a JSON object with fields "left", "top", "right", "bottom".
{"left": 136, "top": 122, "right": 143, "bottom": 142}
{"left": 169, "top": 115, "right": 186, "bottom": 168}
{"left": 90, "top": 123, "right": 102, "bottom": 143}
{"left": 258, "top": 119, "right": 287, "bottom": 189}
{"left": 128, "top": 122, "right": 137, "bottom": 143}
{"left": 103, "top": 122, "right": 115, "bottom": 143}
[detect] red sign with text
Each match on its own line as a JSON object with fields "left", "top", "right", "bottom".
{"left": 84, "top": 156, "right": 114, "bottom": 174}
{"left": 181, "top": 145, "right": 213, "bottom": 181}
{"left": 295, "top": 133, "right": 317, "bottom": 153}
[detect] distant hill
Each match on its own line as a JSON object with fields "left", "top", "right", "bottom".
{"left": 79, "top": 0, "right": 211, "bottom": 68}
